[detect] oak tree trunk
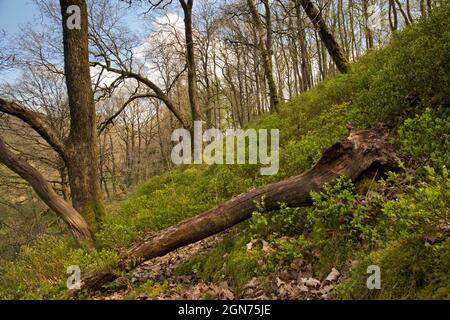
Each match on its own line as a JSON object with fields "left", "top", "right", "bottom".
{"left": 60, "top": 0, "right": 105, "bottom": 230}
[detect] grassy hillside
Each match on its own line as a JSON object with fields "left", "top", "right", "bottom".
{"left": 0, "top": 4, "right": 448, "bottom": 300}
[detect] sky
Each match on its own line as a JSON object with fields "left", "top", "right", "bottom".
{"left": 0, "top": 1, "right": 44, "bottom": 83}
{"left": 0, "top": 0, "right": 38, "bottom": 34}
{"left": 0, "top": 0, "right": 156, "bottom": 84}
{"left": 0, "top": 0, "right": 39, "bottom": 82}
{"left": 0, "top": 0, "right": 148, "bottom": 33}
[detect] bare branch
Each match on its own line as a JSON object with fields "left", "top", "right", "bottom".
{"left": 0, "top": 98, "right": 67, "bottom": 162}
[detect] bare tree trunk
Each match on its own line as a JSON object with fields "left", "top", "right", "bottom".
{"left": 406, "top": 0, "right": 414, "bottom": 24}
{"left": 338, "top": 0, "right": 349, "bottom": 58}
{"left": 247, "top": 0, "right": 280, "bottom": 113}
{"left": 180, "top": 0, "right": 203, "bottom": 140}
{"left": 426, "top": 0, "right": 432, "bottom": 14}
{"left": 349, "top": 0, "right": 358, "bottom": 60}
{"left": 156, "top": 105, "right": 171, "bottom": 170}
{"left": 295, "top": 3, "right": 312, "bottom": 91}
{"left": 108, "top": 133, "right": 117, "bottom": 196}
{"left": 299, "top": 0, "right": 350, "bottom": 74}
{"left": 137, "top": 112, "right": 143, "bottom": 184}
{"left": 59, "top": 164, "right": 69, "bottom": 201}
{"left": 420, "top": 0, "right": 426, "bottom": 16}
{"left": 362, "top": 0, "right": 374, "bottom": 49}
{"left": 394, "top": 0, "right": 411, "bottom": 26}
{"left": 315, "top": 30, "right": 325, "bottom": 80}
{"left": 389, "top": 0, "right": 399, "bottom": 32}
{"left": 60, "top": 0, "right": 105, "bottom": 230}
{"left": 0, "top": 136, "right": 94, "bottom": 247}
{"left": 100, "top": 133, "right": 111, "bottom": 200}
{"left": 75, "top": 127, "right": 397, "bottom": 292}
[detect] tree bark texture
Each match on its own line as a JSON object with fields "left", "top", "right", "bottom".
{"left": 180, "top": 0, "right": 203, "bottom": 126}
{"left": 60, "top": 0, "right": 105, "bottom": 230}
{"left": 247, "top": 0, "right": 280, "bottom": 113}
{"left": 299, "top": 0, "right": 351, "bottom": 74}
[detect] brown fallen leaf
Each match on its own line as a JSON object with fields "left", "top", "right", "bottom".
{"left": 246, "top": 239, "right": 257, "bottom": 251}
{"left": 245, "top": 277, "right": 259, "bottom": 288}
{"left": 297, "top": 284, "right": 309, "bottom": 293}
{"left": 300, "top": 277, "right": 321, "bottom": 288}
{"left": 222, "top": 288, "right": 235, "bottom": 300}
{"left": 279, "top": 269, "right": 298, "bottom": 282}
{"left": 262, "top": 240, "right": 273, "bottom": 253}
{"left": 290, "top": 258, "right": 305, "bottom": 271}
{"left": 325, "top": 268, "right": 340, "bottom": 282}
{"left": 321, "top": 284, "right": 335, "bottom": 294}
{"left": 276, "top": 277, "right": 286, "bottom": 288}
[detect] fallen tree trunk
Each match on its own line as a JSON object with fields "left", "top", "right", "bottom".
{"left": 76, "top": 127, "right": 397, "bottom": 293}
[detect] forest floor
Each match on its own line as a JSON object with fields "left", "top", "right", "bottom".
{"left": 97, "top": 229, "right": 342, "bottom": 300}
{"left": 1, "top": 7, "right": 448, "bottom": 300}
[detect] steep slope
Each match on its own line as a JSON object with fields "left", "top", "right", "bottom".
{"left": 0, "top": 4, "right": 448, "bottom": 300}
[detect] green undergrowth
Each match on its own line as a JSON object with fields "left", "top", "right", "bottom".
{"left": 0, "top": 237, "right": 120, "bottom": 299}
{"left": 0, "top": 5, "right": 448, "bottom": 299}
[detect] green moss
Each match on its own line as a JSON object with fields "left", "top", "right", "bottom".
{"left": 80, "top": 199, "right": 107, "bottom": 232}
